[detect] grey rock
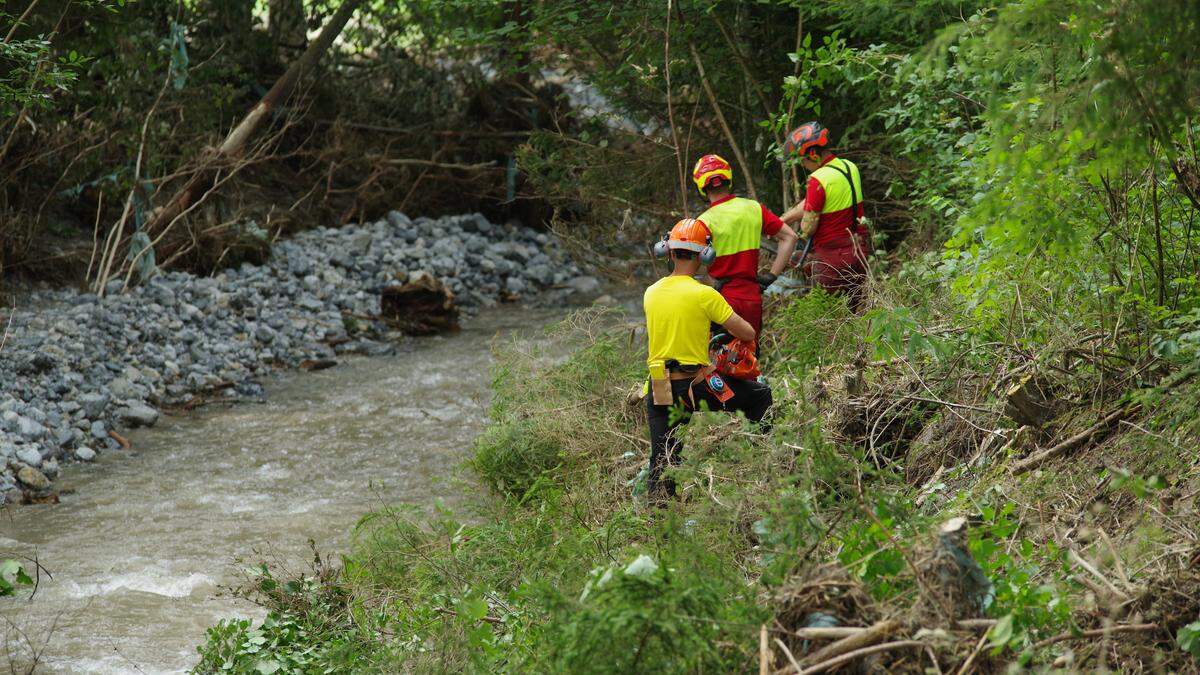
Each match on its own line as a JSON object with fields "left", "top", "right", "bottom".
{"left": 350, "top": 231, "right": 373, "bottom": 256}
{"left": 386, "top": 210, "right": 411, "bottom": 229}
{"left": 0, "top": 206, "right": 583, "bottom": 489}
{"left": 117, "top": 404, "right": 159, "bottom": 427}
{"left": 75, "top": 446, "right": 96, "bottom": 461}
{"left": 108, "top": 377, "right": 137, "bottom": 399}
{"left": 16, "top": 417, "right": 47, "bottom": 441}
{"left": 15, "top": 446, "right": 42, "bottom": 467}
{"left": 526, "top": 264, "right": 555, "bottom": 286}
{"left": 568, "top": 275, "right": 601, "bottom": 295}
{"left": 54, "top": 428, "right": 75, "bottom": 448}
{"left": 79, "top": 389, "right": 111, "bottom": 415}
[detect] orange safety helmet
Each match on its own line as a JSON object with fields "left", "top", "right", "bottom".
{"left": 784, "top": 121, "right": 830, "bottom": 158}
{"left": 692, "top": 154, "right": 733, "bottom": 195}
{"left": 653, "top": 218, "right": 715, "bottom": 264}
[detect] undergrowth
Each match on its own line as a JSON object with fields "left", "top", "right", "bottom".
{"left": 196, "top": 270, "right": 1200, "bottom": 672}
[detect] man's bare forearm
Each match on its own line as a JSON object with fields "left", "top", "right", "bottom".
{"left": 780, "top": 202, "right": 806, "bottom": 225}
{"left": 769, "top": 225, "right": 799, "bottom": 276}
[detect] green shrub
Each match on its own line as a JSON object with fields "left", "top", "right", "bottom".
{"left": 470, "top": 419, "right": 563, "bottom": 501}
{"left": 192, "top": 566, "right": 370, "bottom": 674}
{"left": 768, "top": 289, "right": 861, "bottom": 374}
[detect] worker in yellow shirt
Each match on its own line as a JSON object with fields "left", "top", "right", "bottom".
{"left": 644, "top": 218, "right": 773, "bottom": 500}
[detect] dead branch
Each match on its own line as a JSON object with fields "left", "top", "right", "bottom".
{"left": 372, "top": 157, "right": 499, "bottom": 171}
{"left": 795, "top": 640, "right": 925, "bottom": 675}
{"left": 138, "top": 0, "right": 364, "bottom": 242}
{"left": 3, "top": 0, "right": 42, "bottom": 44}
{"left": 682, "top": 33, "right": 758, "bottom": 200}
{"left": 773, "top": 637, "right": 803, "bottom": 674}
{"left": 800, "top": 619, "right": 902, "bottom": 667}
{"left": 760, "top": 624, "right": 772, "bottom": 674}
{"left": 792, "top": 627, "right": 865, "bottom": 640}
{"left": 1067, "top": 548, "right": 1131, "bottom": 601}
{"left": 953, "top": 633, "right": 989, "bottom": 675}
{"left": 94, "top": 23, "right": 179, "bottom": 294}
{"left": 108, "top": 430, "right": 131, "bottom": 450}
{"left": 1010, "top": 404, "right": 1136, "bottom": 474}
{"left": 1032, "top": 623, "right": 1159, "bottom": 650}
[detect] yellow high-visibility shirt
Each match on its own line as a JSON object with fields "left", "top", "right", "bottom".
{"left": 643, "top": 275, "right": 734, "bottom": 375}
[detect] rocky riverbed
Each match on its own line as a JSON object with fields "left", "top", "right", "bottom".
{"left": 0, "top": 211, "right": 601, "bottom": 501}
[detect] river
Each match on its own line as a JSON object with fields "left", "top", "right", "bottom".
{"left": 0, "top": 306, "right": 557, "bottom": 673}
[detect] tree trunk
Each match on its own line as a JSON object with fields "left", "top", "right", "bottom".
{"left": 380, "top": 272, "right": 460, "bottom": 335}
{"left": 143, "top": 0, "right": 363, "bottom": 238}
{"left": 269, "top": 0, "right": 308, "bottom": 57}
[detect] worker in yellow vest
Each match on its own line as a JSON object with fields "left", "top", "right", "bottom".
{"left": 644, "top": 218, "right": 773, "bottom": 499}
{"left": 780, "top": 122, "right": 870, "bottom": 310}
{"left": 692, "top": 154, "right": 799, "bottom": 334}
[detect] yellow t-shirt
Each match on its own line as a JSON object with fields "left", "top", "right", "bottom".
{"left": 643, "top": 275, "right": 734, "bottom": 374}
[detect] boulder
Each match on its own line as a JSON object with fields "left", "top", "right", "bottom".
{"left": 568, "top": 275, "right": 602, "bottom": 295}
{"left": 15, "top": 446, "right": 42, "bottom": 467}
{"left": 17, "top": 466, "right": 49, "bottom": 490}
{"left": 117, "top": 403, "right": 159, "bottom": 427}
{"left": 79, "top": 392, "right": 110, "bottom": 418}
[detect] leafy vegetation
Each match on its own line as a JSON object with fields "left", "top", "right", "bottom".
{"left": 6, "top": 0, "right": 1200, "bottom": 670}
{"left": 193, "top": 0, "right": 1200, "bottom": 668}
{"left": 0, "top": 559, "right": 34, "bottom": 598}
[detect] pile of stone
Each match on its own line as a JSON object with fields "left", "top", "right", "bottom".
{"left": 0, "top": 211, "right": 601, "bottom": 500}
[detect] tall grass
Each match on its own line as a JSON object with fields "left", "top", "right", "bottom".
{"left": 196, "top": 267, "right": 1200, "bottom": 672}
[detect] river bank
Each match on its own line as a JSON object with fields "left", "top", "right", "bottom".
{"left": 0, "top": 212, "right": 600, "bottom": 501}
{"left": 0, "top": 304, "right": 564, "bottom": 673}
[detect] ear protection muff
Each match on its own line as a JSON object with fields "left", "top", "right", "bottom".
{"left": 699, "top": 237, "right": 716, "bottom": 265}
{"left": 652, "top": 234, "right": 670, "bottom": 258}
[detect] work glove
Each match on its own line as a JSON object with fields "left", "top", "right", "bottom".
{"left": 756, "top": 272, "right": 778, "bottom": 291}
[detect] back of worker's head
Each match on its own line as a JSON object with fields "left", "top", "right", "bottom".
{"left": 702, "top": 177, "right": 732, "bottom": 198}
{"left": 692, "top": 154, "right": 733, "bottom": 198}
{"left": 653, "top": 218, "right": 715, "bottom": 266}
{"left": 785, "top": 121, "right": 833, "bottom": 169}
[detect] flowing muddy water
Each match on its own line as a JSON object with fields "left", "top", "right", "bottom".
{"left": 0, "top": 307, "right": 559, "bottom": 673}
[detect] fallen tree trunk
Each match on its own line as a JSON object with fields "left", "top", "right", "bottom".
{"left": 142, "top": 0, "right": 364, "bottom": 240}
{"left": 380, "top": 272, "right": 460, "bottom": 335}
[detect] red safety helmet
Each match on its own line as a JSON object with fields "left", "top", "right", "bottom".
{"left": 784, "top": 122, "right": 830, "bottom": 158}
{"left": 692, "top": 154, "right": 733, "bottom": 195}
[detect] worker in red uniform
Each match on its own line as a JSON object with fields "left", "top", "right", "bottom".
{"left": 691, "top": 154, "right": 799, "bottom": 335}
{"left": 780, "top": 122, "right": 871, "bottom": 310}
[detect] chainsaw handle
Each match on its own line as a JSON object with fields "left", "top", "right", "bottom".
{"left": 792, "top": 236, "right": 813, "bottom": 270}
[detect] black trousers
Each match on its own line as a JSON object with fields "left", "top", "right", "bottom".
{"left": 645, "top": 375, "right": 773, "bottom": 498}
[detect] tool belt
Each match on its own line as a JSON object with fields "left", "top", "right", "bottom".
{"left": 650, "top": 360, "right": 733, "bottom": 406}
